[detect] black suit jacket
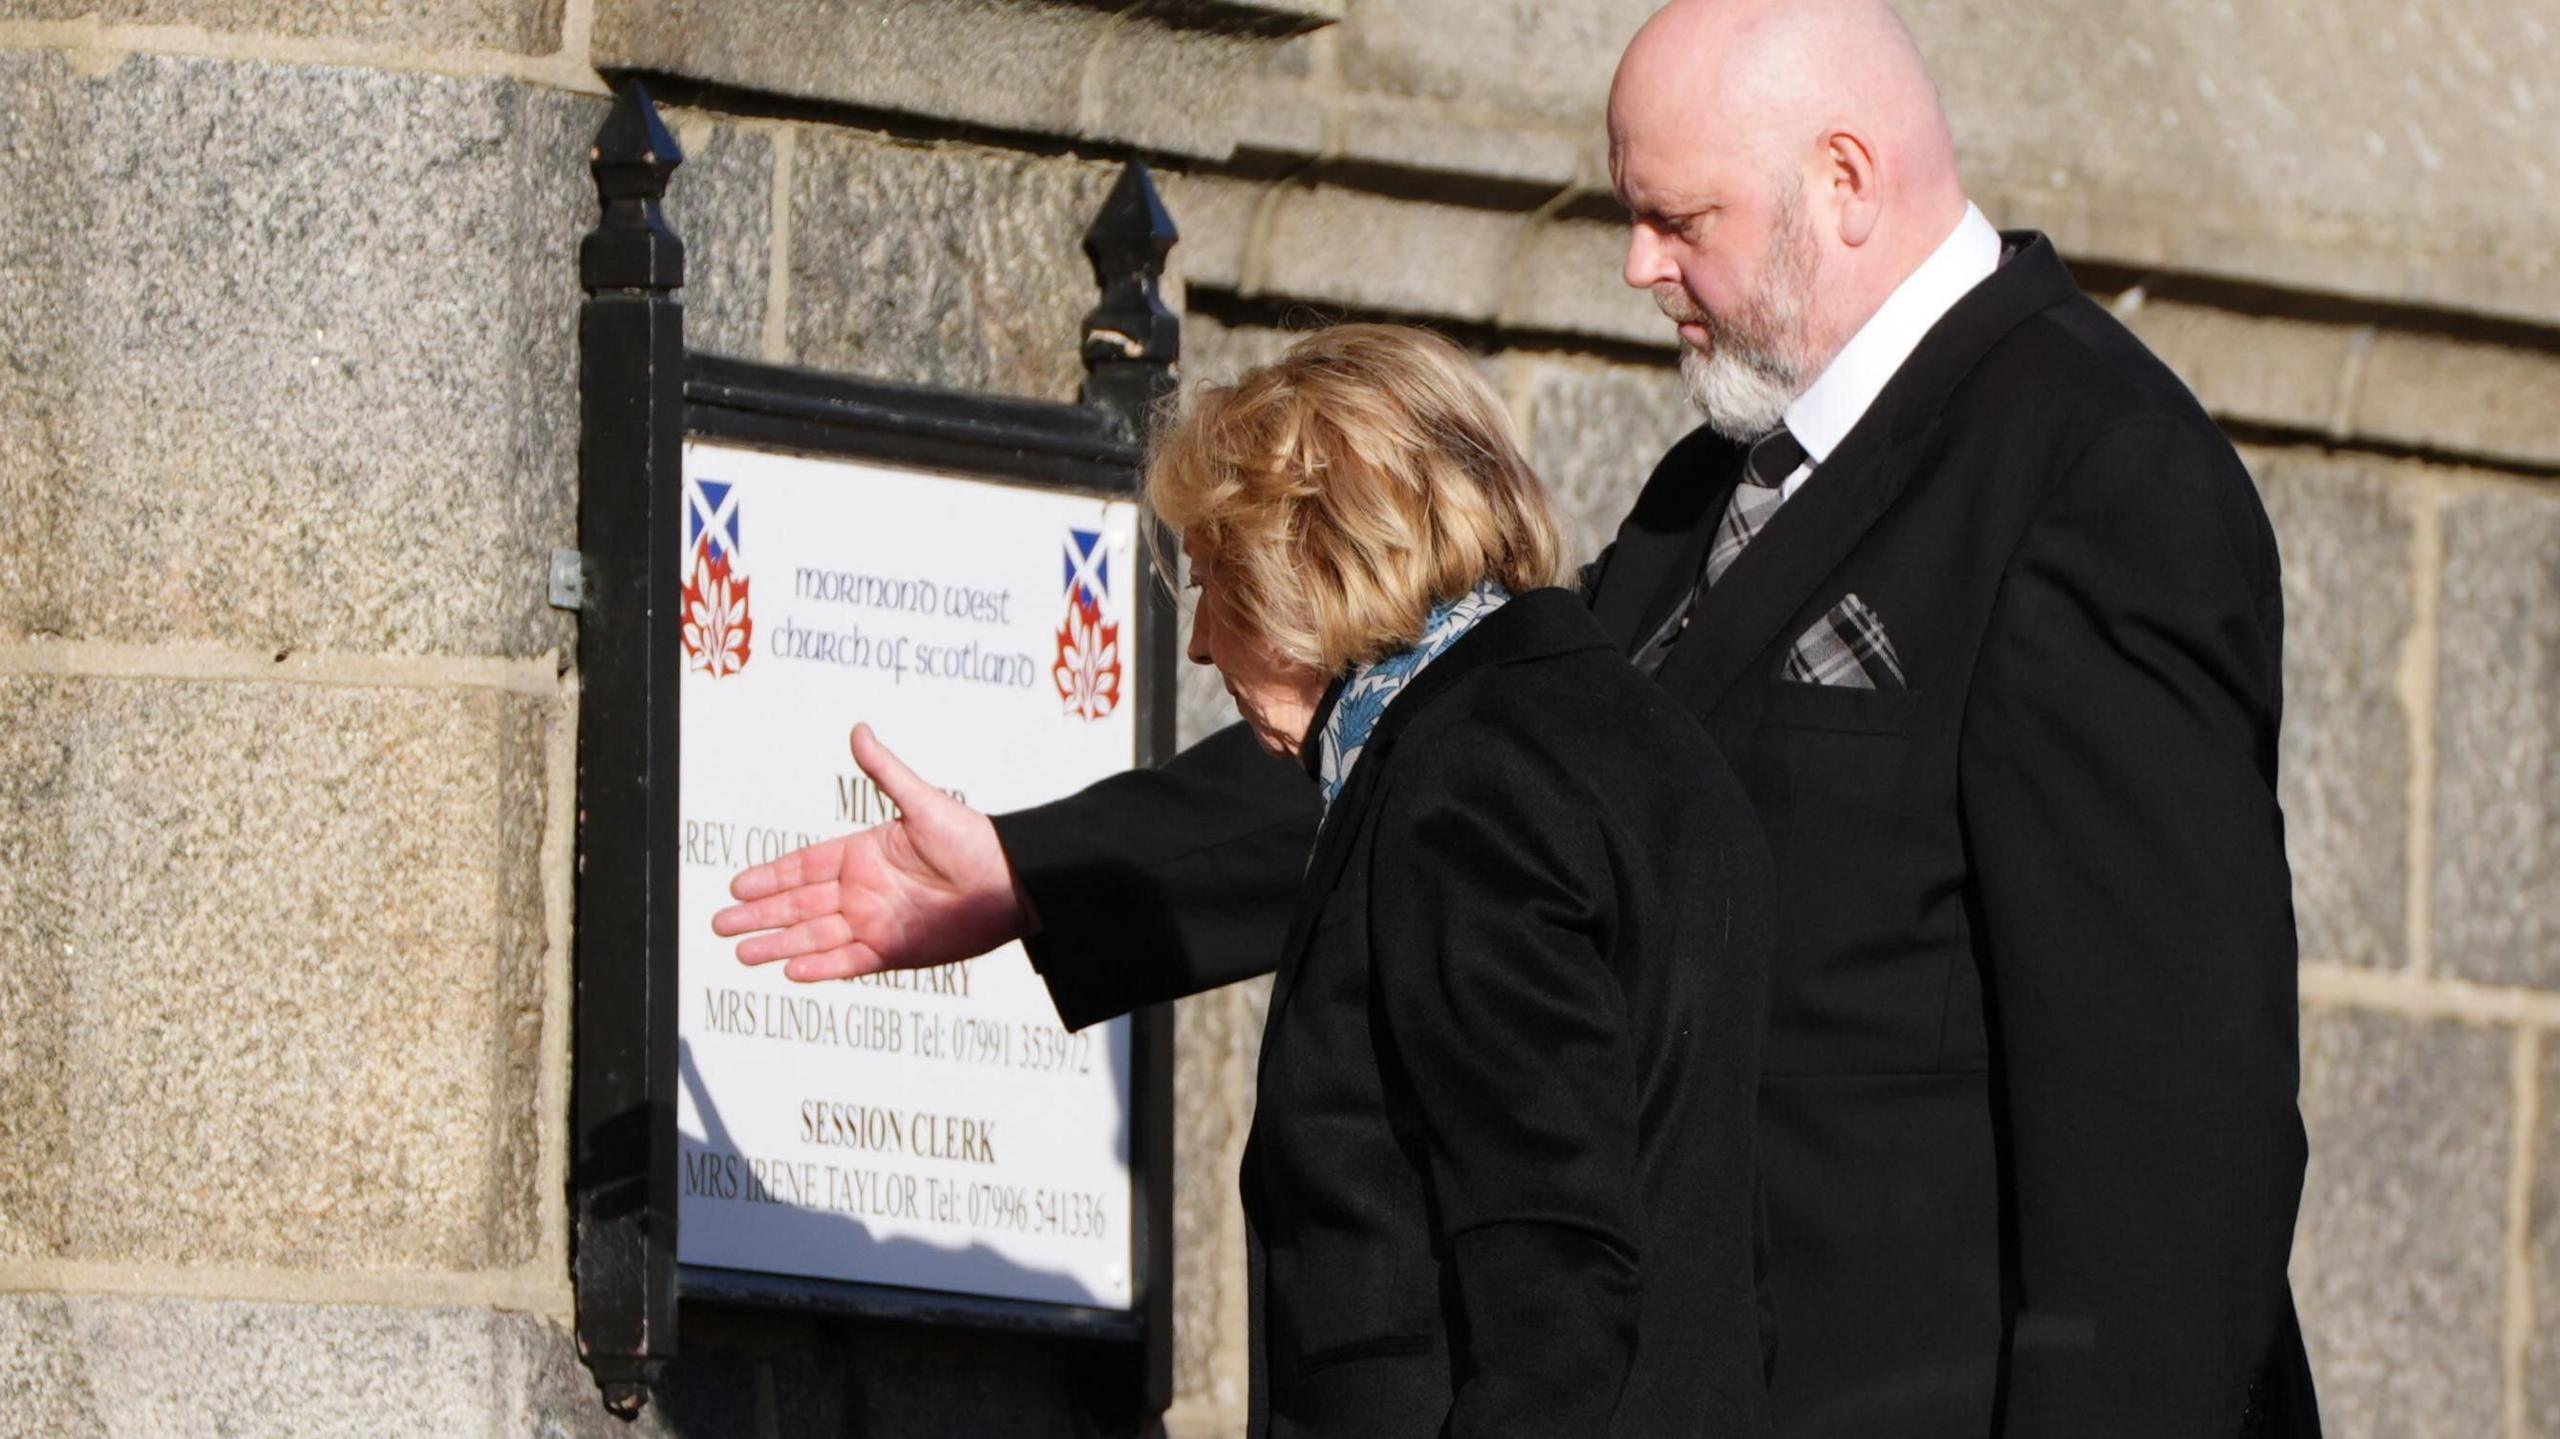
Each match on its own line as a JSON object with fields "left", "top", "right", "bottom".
{"left": 996, "top": 235, "right": 2318, "bottom": 1437}
{"left": 1015, "top": 591, "right": 1771, "bottom": 1438}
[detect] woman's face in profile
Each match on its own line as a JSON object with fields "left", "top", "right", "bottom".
{"left": 1184, "top": 538, "right": 1328, "bottom": 760}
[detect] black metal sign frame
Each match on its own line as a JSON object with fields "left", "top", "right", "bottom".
{"left": 571, "top": 82, "right": 1180, "bottom": 1424}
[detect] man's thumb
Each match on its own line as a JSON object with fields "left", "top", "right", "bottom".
{"left": 850, "top": 723, "right": 943, "bottom": 819}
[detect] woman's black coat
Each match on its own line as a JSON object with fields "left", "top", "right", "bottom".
{"left": 1010, "top": 588, "right": 1774, "bottom": 1437}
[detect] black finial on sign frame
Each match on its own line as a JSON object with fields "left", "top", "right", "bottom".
{"left": 582, "top": 80, "right": 687, "bottom": 295}
{"left": 1079, "top": 161, "right": 1181, "bottom": 438}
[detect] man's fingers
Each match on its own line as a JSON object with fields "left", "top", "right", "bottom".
{"left": 710, "top": 881, "right": 841, "bottom": 938}
{"left": 733, "top": 913, "right": 855, "bottom": 966}
{"left": 850, "top": 724, "right": 945, "bottom": 819}
{"left": 729, "top": 835, "right": 848, "bottom": 902}
{"left": 784, "top": 941, "right": 893, "bottom": 984}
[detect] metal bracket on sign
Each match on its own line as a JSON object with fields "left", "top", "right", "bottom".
{"left": 550, "top": 548, "right": 587, "bottom": 612}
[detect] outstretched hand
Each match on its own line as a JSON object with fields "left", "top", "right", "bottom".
{"left": 712, "top": 724, "right": 1033, "bottom": 982}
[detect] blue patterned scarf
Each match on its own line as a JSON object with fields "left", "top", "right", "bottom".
{"left": 1314, "top": 582, "right": 1511, "bottom": 816}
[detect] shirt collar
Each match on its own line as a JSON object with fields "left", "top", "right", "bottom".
{"left": 1784, "top": 202, "right": 2002, "bottom": 465}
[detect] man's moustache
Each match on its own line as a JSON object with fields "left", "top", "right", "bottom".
{"left": 1653, "top": 289, "right": 1713, "bottom": 333}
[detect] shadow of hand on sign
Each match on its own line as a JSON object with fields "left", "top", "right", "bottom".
{"left": 674, "top": 1034, "right": 1128, "bottom": 1310}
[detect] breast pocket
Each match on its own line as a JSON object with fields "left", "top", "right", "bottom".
{"left": 1758, "top": 681, "right": 1920, "bottom": 736}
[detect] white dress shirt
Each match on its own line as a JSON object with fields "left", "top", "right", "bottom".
{"left": 1771, "top": 203, "right": 2002, "bottom": 499}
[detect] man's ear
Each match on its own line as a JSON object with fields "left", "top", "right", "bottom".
{"left": 1828, "top": 130, "right": 1882, "bottom": 247}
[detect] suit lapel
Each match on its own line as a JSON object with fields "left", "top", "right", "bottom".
{"left": 1259, "top": 590, "right": 1608, "bottom": 1026}
{"left": 1588, "top": 429, "right": 1747, "bottom": 652}
{"left": 1263, "top": 729, "right": 1386, "bottom": 1017}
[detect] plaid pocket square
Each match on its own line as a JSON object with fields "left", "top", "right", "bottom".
{"left": 1782, "top": 593, "right": 1907, "bottom": 689}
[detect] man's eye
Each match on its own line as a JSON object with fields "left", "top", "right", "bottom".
{"left": 1631, "top": 209, "right": 1711, "bottom": 243}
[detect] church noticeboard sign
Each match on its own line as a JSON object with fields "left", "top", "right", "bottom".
{"left": 568, "top": 78, "right": 1181, "bottom": 1421}
{"left": 673, "top": 441, "right": 1145, "bottom": 1311}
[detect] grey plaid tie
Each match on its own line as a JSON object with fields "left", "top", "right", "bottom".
{"left": 1633, "top": 425, "right": 1808, "bottom": 674}
{"left": 1705, "top": 425, "right": 1807, "bottom": 585}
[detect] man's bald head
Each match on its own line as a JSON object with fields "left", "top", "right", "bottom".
{"left": 1614, "top": 0, "right": 1958, "bottom": 197}
{"left": 1609, "top": 0, "right": 1970, "bottom": 436}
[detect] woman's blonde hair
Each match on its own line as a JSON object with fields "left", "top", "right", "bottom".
{"left": 1146, "top": 324, "right": 1571, "bottom": 674}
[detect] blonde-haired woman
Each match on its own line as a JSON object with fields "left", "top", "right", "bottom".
{"left": 722, "top": 325, "right": 1773, "bottom": 1437}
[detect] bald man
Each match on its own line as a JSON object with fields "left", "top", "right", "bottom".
{"left": 1585, "top": 3, "right": 2316, "bottom": 1435}
{"left": 717, "top": 1, "right": 2317, "bottom": 1434}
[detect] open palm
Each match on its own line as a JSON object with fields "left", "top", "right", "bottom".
{"left": 712, "top": 724, "right": 1030, "bottom": 983}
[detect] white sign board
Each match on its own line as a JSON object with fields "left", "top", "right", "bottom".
{"left": 674, "top": 439, "right": 1144, "bottom": 1311}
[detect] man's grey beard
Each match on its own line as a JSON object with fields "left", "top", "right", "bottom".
{"left": 1668, "top": 189, "right": 1824, "bottom": 442}
{"left": 1679, "top": 339, "right": 1800, "bottom": 443}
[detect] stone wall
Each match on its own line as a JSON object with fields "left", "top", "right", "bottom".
{"left": 0, "top": 1, "right": 2551, "bottom": 1436}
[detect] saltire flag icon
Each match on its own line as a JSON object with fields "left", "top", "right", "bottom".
{"left": 688, "top": 479, "right": 742, "bottom": 563}
{"left": 1064, "top": 528, "right": 1110, "bottom": 618}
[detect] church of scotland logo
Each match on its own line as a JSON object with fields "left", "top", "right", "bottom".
{"left": 681, "top": 478, "right": 753, "bottom": 678}
{"left": 1053, "top": 528, "right": 1121, "bottom": 721}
